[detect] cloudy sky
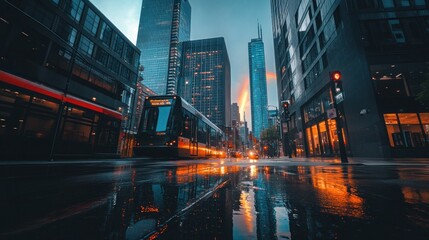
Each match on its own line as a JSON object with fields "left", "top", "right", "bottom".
{"left": 90, "top": 0, "right": 278, "bottom": 126}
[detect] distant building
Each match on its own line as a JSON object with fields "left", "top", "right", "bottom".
{"left": 268, "top": 109, "right": 278, "bottom": 128}
{"left": 248, "top": 25, "right": 269, "bottom": 139}
{"left": 178, "top": 37, "right": 231, "bottom": 128}
{"left": 0, "top": 0, "right": 140, "bottom": 159}
{"left": 136, "top": 0, "right": 191, "bottom": 95}
{"left": 240, "top": 115, "right": 249, "bottom": 148}
{"left": 270, "top": 0, "right": 429, "bottom": 157}
{"left": 231, "top": 103, "right": 240, "bottom": 127}
{"left": 131, "top": 82, "right": 156, "bottom": 134}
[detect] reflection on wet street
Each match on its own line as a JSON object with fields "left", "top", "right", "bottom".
{"left": 1, "top": 159, "right": 429, "bottom": 239}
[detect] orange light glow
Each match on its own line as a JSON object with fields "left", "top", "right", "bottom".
{"left": 237, "top": 76, "right": 250, "bottom": 118}
{"left": 266, "top": 71, "right": 277, "bottom": 83}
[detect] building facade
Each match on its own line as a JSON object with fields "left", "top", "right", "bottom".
{"left": 178, "top": 37, "right": 231, "bottom": 128}
{"left": 248, "top": 26, "right": 269, "bottom": 139}
{"left": 0, "top": 0, "right": 140, "bottom": 159}
{"left": 231, "top": 103, "right": 240, "bottom": 126}
{"left": 136, "top": 0, "right": 191, "bottom": 95}
{"left": 270, "top": 0, "right": 429, "bottom": 157}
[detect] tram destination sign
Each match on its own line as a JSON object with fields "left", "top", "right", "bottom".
{"left": 149, "top": 99, "right": 173, "bottom": 106}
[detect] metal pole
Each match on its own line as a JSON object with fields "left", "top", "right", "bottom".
{"left": 330, "top": 78, "right": 348, "bottom": 163}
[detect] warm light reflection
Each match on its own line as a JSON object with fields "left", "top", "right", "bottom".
{"left": 309, "top": 167, "right": 364, "bottom": 218}
{"left": 175, "top": 164, "right": 240, "bottom": 183}
{"left": 240, "top": 191, "right": 255, "bottom": 233}
{"left": 250, "top": 165, "right": 257, "bottom": 178}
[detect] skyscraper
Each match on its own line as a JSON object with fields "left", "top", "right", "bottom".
{"left": 270, "top": 0, "right": 429, "bottom": 157}
{"left": 231, "top": 103, "right": 240, "bottom": 126}
{"left": 248, "top": 25, "right": 269, "bottom": 139}
{"left": 178, "top": 37, "right": 231, "bottom": 128}
{"left": 136, "top": 0, "right": 191, "bottom": 95}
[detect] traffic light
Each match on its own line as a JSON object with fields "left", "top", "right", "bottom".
{"left": 330, "top": 71, "right": 343, "bottom": 93}
{"left": 282, "top": 100, "right": 289, "bottom": 119}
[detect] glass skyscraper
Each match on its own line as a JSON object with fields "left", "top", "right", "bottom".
{"left": 178, "top": 37, "right": 231, "bottom": 128}
{"left": 248, "top": 26, "right": 269, "bottom": 139}
{"left": 136, "top": 0, "right": 191, "bottom": 95}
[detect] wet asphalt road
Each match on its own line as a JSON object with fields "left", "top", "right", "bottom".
{"left": 1, "top": 157, "right": 429, "bottom": 240}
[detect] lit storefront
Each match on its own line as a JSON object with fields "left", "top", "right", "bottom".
{"left": 383, "top": 113, "right": 429, "bottom": 148}
{"left": 302, "top": 88, "right": 349, "bottom": 157}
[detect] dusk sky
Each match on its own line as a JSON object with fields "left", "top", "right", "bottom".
{"left": 90, "top": 0, "right": 278, "bottom": 126}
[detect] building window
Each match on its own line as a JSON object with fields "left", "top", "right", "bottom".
{"left": 112, "top": 34, "right": 124, "bottom": 56}
{"left": 388, "top": 19, "right": 406, "bottom": 43}
{"left": 384, "top": 113, "right": 428, "bottom": 148}
{"left": 124, "top": 44, "right": 134, "bottom": 64}
{"left": 99, "top": 21, "right": 113, "bottom": 46}
{"left": 64, "top": 0, "right": 85, "bottom": 22}
{"left": 382, "top": 0, "right": 395, "bottom": 8}
{"left": 94, "top": 47, "right": 109, "bottom": 66}
{"left": 414, "top": 0, "right": 427, "bottom": 6}
{"left": 56, "top": 19, "right": 77, "bottom": 47}
{"left": 78, "top": 35, "right": 94, "bottom": 56}
{"left": 83, "top": 8, "right": 100, "bottom": 36}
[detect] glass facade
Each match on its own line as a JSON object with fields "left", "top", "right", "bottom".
{"left": 270, "top": 0, "right": 429, "bottom": 157}
{"left": 177, "top": 38, "right": 231, "bottom": 128}
{"left": 0, "top": 0, "right": 140, "bottom": 159}
{"left": 248, "top": 33, "right": 268, "bottom": 139}
{"left": 136, "top": 0, "right": 191, "bottom": 95}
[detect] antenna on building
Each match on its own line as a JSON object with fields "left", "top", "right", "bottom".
{"left": 257, "top": 22, "right": 263, "bottom": 40}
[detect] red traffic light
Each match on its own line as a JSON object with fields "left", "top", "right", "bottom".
{"left": 282, "top": 101, "right": 289, "bottom": 108}
{"left": 331, "top": 71, "right": 341, "bottom": 82}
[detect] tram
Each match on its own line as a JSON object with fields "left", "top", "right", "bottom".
{"left": 134, "top": 95, "right": 226, "bottom": 158}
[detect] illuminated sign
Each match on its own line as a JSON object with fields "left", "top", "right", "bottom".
{"left": 149, "top": 99, "right": 172, "bottom": 106}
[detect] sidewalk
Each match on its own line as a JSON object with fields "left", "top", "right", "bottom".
{"left": 275, "top": 155, "right": 429, "bottom": 166}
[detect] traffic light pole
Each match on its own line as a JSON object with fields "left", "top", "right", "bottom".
{"left": 330, "top": 72, "right": 348, "bottom": 163}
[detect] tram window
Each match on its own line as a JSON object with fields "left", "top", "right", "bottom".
{"left": 142, "top": 106, "right": 171, "bottom": 132}
{"left": 156, "top": 106, "right": 171, "bottom": 132}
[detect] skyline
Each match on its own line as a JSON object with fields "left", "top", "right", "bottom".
{"left": 89, "top": 0, "right": 277, "bottom": 127}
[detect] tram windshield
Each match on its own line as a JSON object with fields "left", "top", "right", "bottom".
{"left": 142, "top": 106, "right": 172, "bottom": 132}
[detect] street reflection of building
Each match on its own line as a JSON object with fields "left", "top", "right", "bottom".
{"left": 101, "top": 163, "right": 240, "bottom": 239}
{"left": 0, "top": 0, "right": 140, "bottom": 159}
{"left": 270, "top": 0, "right": 429, "bottom": 158}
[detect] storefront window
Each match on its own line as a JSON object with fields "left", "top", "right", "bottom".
{"left": 319, "top": 121, "right": 331, "bottom": 155}
{"left": 420, "top": 113, "right": 429, "bottom": 145}
{"left": 306, "top": 127, "right": 314, "bottom": 155}
{"left": 398, "top": 113, "right": 424, "bottom": 147}
{"left": 311, "top": 125, "right": 321, "bottom": 155}
{"left": 328, "top": 119, "right": 339, "bottom": 154}
{"left": 384, "top": 113, "right": 403, "bottom": 147}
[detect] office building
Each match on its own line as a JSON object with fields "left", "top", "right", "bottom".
{"left": 178, "top": 37, "right": 231, "bottom": 128}
{"left": 0, "top": 0, "right": 140, "bottom": 159}
{"left": 248, "top": 25, "right": 269, "bottom": 139}
{"left": 136, "top": 0, "right": 191, "bottom": 95}
{"left": 231, "top": 103, "right": 240, "bottom": 127}
{"left": 270, "top": 0, "right": 429, "bottom": 157}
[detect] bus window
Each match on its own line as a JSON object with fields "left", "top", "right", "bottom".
{"left": 142, "top": 106, "right": 171, "bottom": 132}
{"left": 156, "top": 106, "right": 171, "bottom": 132}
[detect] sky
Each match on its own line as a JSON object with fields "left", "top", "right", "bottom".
{"left": 90, "top": 0, "right": 278, "bottom": 127}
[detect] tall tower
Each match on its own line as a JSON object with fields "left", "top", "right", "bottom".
{"left": 178, "top": 37, "right": 231, "bottom": 128}
{"left": 136, "top": 0, "right": 191, "bottom": 95}
{"left": 248, "top": 24, "right": 269, "bottom": 139}
{"left": 231, "top": 103, "right": 240, "bottom": 127}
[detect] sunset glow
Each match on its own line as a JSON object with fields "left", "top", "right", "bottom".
{"left": 236, "top": 72, "right": 276, "bottom": 122}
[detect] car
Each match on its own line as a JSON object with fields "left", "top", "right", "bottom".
{"left": 248, "top": 150, "right": 259, "bottom": 159}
